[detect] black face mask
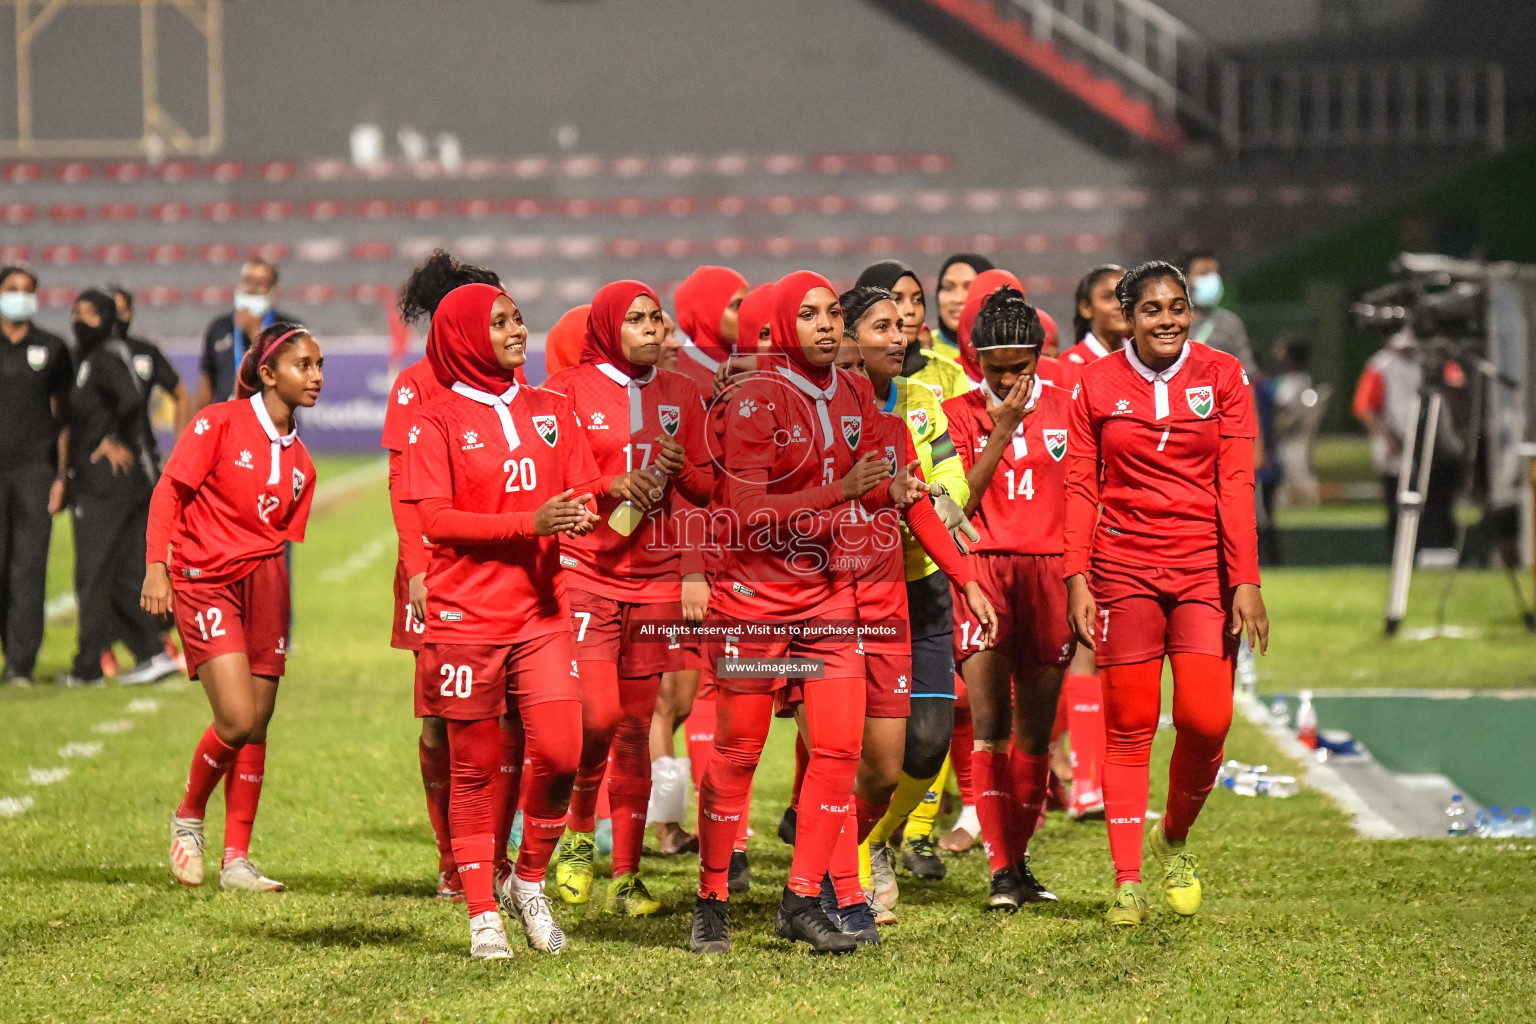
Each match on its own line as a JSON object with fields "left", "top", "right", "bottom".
{"left": 111, "top": 318, "right": 132, "bottom": 340}
{"left": 73, "top": 320, "right": 113, "bottom": 351}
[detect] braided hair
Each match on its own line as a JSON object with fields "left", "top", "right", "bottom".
{"left": 1115, "top": 259, "right": 1188, "bottom": 314}
{"left": 838, "top": 285, "right": 894, "bottom": 340}
{"left": 972, "top": 287, "right": 1043, "bottom": 351}
{"left": 1071, "top": 263, "right": 1125, "bottom": 341}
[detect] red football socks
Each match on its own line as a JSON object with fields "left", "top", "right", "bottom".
{"left": 608, "top": 674, "right": 662, "bottom": 878}
{"left": 1008, "top": 748, "right": 1050, "bottom": 854}
{"left": 221, "top": 742, "right": 266, "bottom": 865}
{"left": 951, "top": 684, "right": 975, "bottom": 806}
{"left": 446, "top": 717, "right": 501, "bottom": 917}
{"left": 790, "top": 732, "right": 809, "bottom": 810}
{"left": 419, "top": 737, "right": 455, "bottom": 874}
{"left": 1100, "top": 658, "right": 1163, "bottom": 885}
{"left": 972, "top": 748, "right": 1015, "bottom": 873}
{"left": 1163, "top": 653, "right": 1234, "bottom": 844}
{"left": 786, "top": 676, "right": 865, "bottom": 898}
{"left": 492, "top": 717, "right": 525, "bottom": 874}
{"left": 513, "top": 697, "right": 582, "bottom": 882}
{"left": 1063, "top": 672, "right": 1107, "bottom": 815}
{"left": 684, "top": 695, "right": 717, "bottom": 792}
{"left": 176, "top": 725, "right": 237, "bottom": 819}
{"left": 697, "top": 690, "right": 773, "bottom": 899}
{"left": 568, "top": 661, "right": 621, "bottom": 834}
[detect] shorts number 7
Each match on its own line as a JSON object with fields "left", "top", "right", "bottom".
{"left": 1098, "top": 609, "right": 1110, "bottom": 644}
{"left": 573, "top": 611, "right": 591, "bottom": 642}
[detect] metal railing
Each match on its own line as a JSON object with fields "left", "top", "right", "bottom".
{"left": 996, "top": 0, "right": 1505, "bottom": 155}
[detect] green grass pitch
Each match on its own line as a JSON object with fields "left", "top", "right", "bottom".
{"left": 2, "top": 460, "right": 1532, "bottom": 1023}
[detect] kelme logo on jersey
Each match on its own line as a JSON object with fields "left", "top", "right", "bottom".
{"left": 532, "top": 415, "right": 559, "bottom": 446}
{"left": 26, "top": 345, "right": 47, "bottom": 371}
{"left": 1043, "top": 429, "right": 1067, "bottom": 461}
{"left": 658, "top": 404, "right": 681, "bottom": 436}
{"left": 1186, "top": 385, "right": 1215, "bottom": 418}
{"left": 908, "top": 407, "right": 929, "bottom": 436}
{"left": 841, "top": 415, "right": 862, "bottom": 449}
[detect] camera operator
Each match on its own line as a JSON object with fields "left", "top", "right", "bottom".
{"left": 1353, "top": 327, "right": 1463, "bottom": 554}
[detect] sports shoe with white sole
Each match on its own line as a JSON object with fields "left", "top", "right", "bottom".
{"left": 869, "top": 841, "right": 899, "bottom": 908}
{"left": 437, "top": 870, "right": 464, "bottom": 901}
{"left": 506, "top": 875, "right": 567, "bottom": 954}
{"left": 469, "top": 911, "right": 513, "bottom": 960}
{"left": 119, "top": 652, "right": 179, "bottom": 686}
{"left": 219, "top": 857, "right": 285, "bottom": 892}
{"left": 169, "top": 814, "right": 205, "bottom": 886}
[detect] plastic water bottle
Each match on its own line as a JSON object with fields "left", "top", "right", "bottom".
{"left": 1295, "top": 690, "right": 1318, "bottom": 749}
{"left": 1511, "top": 806, "right": 1534, "bottom": 838}
{"left": 1236, "top": 637, "right": 1257, "bottom": 699}
{"left": 1486, "top": 807, "right": 1509, "bottom": 838}
{"left": 1269, "top": 697, "right": 1290, "bottom": 723}
{"left": 1445, "top": 793, "right": 1470, "bottom": 837}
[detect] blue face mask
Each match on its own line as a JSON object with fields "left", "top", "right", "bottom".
{"left": 1190, "top": 272, "right": 1223, "bottom": 309}
{"left": 0, "top": 291, "right": 38, "bottom": 322}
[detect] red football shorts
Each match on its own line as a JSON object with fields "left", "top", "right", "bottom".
{"left": 390, "top": 561, "right": 427, "bottom": 652}
{"left": 952, "top": 553, "right": 1075, "bottom": 671}
{"left": 1089, "top": 561, "right": 1236, "bottom": 666}
{"left": 415, "top": 632, "right": 580, "bottom": 720}
{"left": 568, "top": 591, "right": 685, "bottom": 677}
{"left": 172, "top": 554, "right": 290, "bottom": 681}
{"left": 704, "top": 616, "right": 865, "bottom": 697}
{"left": 776, "top": 649, "right": 912, "bottom": 719}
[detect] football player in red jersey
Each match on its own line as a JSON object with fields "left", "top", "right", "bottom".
{"left": 144, "top": 321, "right": 321, "bottom": 894}
{"left": 544, "top": 280, "right": 713, "bottom": 915}
{"left": 403, "top": 282, "right": 601, "bottom": 959}
{"left": 1064, "top": 260, "right": 1269, "bottom": 928}
{"left": 944, "top": 288, "right": 1076, "bottom": 909}
{"left": 672, "top": 265, "right": 748, "bottom": 396}
{"left": 688, "top": 271, "right": 924, "bottom": 956}
{"left": 383, "top": 251, "right": 505, "bottom": 901}
{"left": 1053, "top": 264, "right": 1128, "bottom": 392}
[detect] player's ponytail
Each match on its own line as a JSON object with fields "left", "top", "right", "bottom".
{"left": 398, "top": 249, "right": 502, "bottom": 325}
{"left": 236, "top": 321, "right": 311, "bottom": 399}
{"left": 973, "top": 287, "right": 1042, "bottom": 351}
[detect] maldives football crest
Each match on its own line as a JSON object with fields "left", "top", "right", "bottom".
{"left": 907, "top": 407, "right": 930, "bottom": 436}
{"left": 657, "top": 404, "right": 681, "bottom": 437}
{"left": 533, "top": 414, "right": 559, "bottom": 446}
{"left": 841, "top": 415, "right": 862, "bottom": 449}
{"left": 1185, "top": 385, "right": 1215, "bottom": 418}
{"left": 1043, "top": 428, "right": 1067, "bottom": 461}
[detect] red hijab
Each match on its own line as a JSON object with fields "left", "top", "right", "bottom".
{"left": 425, "top": 283, "right": 516, "bottom": 392}
{"left": 769, "top": 270, "right": 839, "bottom": 389}
{"left": 675, "top": 265, "right": 747, "bottom": 362}
{"left": 957, "top": 269, "right": 1025, "bottom": 381}
{"left": 737, "top": 283, "right": 774, "bottom": 363}
{"left": 1037, "top": 307, "right": 1060, "bottom": 354}
{"left": 544, "top": 304, "right": 588, "bottom": 378}
{"left": 582, "top": 280, "right": 659, "bottom": 380}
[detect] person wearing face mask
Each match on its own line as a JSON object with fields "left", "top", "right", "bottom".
{"left": 110, "top": 285, "right": 192, "bottom": 448}
{"left": 1184, "top": 252, "right": 1260, "bottom": 380}
{"left": 58, "top": 290, "right": 176, "bottom": 688}
{"left": 196, "top": 260, "right": 293, "bottom": 409}
{"left": 0, "top": 265, "right": 72, "bottom": 686}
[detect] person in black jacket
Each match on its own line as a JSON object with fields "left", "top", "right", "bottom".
{"left": 58, "top": 290, "right": 176, "bottom": 687}
{"left": 0, "top": 265, "right": 72, "bottom": 686}
{"left": 112, "top": 284, "right": 191, "bottom": 452}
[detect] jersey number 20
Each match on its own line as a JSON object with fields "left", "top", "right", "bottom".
{"left": 503, "top": 457, "right": 538, "bottom": 493}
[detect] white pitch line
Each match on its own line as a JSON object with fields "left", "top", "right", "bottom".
{"left": 58, "top": 742, "right": 102, "bottom": 760}
{"left": 320, "top": 533, "right": 392, "bottom": 583}
{"left": 28, "top": 767, "right": 70, "bottom": 786}
{"left": 92, "top": 720, "right": 134, "bottom": 735}
{"left": 0, "top": 796, "right": 35, "bottom": 818}
{"left": 126, "top": 698, "right": 160, "bottom": 714}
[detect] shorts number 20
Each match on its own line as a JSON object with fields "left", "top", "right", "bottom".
{"left": 438, "top": 663, "right": 473, "bottom": 699}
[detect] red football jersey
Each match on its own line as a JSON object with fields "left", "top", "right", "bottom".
{"left": 1067, "top": 342, "right": 1257, "bottom": 571}
{"left": 160, "top": 395, "right": 316, "bottom": 585}
{"left": 1054, "top": 333, "right": 1115, "bottom": 392}
{"left": 404, "top": 385, "right": 601, "bottom": 645}
{"left": 842, "top": 411, "right": 914, "bottom": 654}
{"left": 672, "top": 341, "right": 719, "bottom": 398}
{"left": 944, "top": 380, "right": 1071, "bottom": 556}
{"left": 381, "top": 357, "right": 441, "bottom": 577}
{"left": 711, "top": 366, "right": 891, "bottom": 620}
{"left": 544, "top": 363, "right": 710, "bottom": 601}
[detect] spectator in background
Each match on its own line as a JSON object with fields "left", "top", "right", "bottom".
{"left": 1184, "top": 252, "right": 1261, "bottom": 379}
{"left": 195, "top": 260, "right": 292, "bottom": 408}
{"left": 58, "top": 290, "right": 175, "bottom": 687}
{"left": 658, "top": 311, "right": 681, "bottom": 372}
{"left": 1270, "top": 336, "right": 1325, "bottom": 506}
{"left": 1353, "top": 328, "right": 1461, "bottom": 553}
{"left": 0, "top": 265, "right": 72, "bottom": 686}
{"left": 111, "top": 285, "right": 191, "bottom": 452}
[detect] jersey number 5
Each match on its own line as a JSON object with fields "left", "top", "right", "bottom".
{"left": 438, "top": 663, "right": 473, "bottom": 699}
